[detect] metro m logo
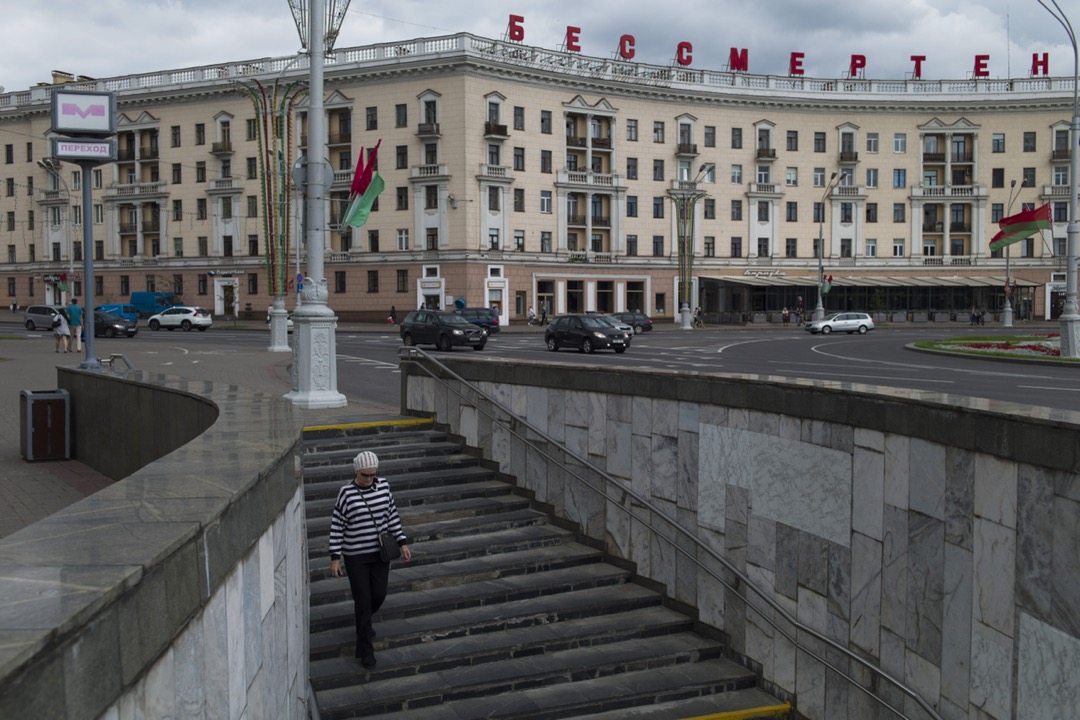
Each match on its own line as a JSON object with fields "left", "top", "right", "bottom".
{"left": 61, "top": 103, "right": 107, "bottom": 119}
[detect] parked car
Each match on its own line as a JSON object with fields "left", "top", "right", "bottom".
{"left": 400, "top": 310, "right": 487, "bottom": 351}
{"left": 94, "top": 310, "right": 138, "bottom": 338}
{"left": 545, "top": 314, "right": 630, "bottom": 353}
{"left": 805, "top": 312, "right": 875, "bottom": 335}
{"left": 456, "top": 307, "right": 501, "bottom": 335}
{"left": 588, "top": 312, "right": 634, "bottom": 342}
{"left": 23, "top": 304, "right": 63, "bottom": 331}
{"left": 95, "top": 303, "right": 139, "bottom": 325}
{"left": 147, "top": 306, "right": 213, "bottom": 331}
{"left": 610, "top": 311, "right": 653, "bottom": 334}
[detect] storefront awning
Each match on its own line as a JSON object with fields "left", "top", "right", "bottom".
{"left": 702, "top": 274, "right": 1041, "bottom": 288}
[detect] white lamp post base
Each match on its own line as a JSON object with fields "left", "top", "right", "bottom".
{"left": 680, "top": 302, "right": 693, "bottom": 329}
{"left": 267, "top": 296, "right": 291, "bottom": 352}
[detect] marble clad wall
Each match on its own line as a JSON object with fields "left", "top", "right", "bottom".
{"left": 403, "top": 358, "right": 1080, "bottom": 720}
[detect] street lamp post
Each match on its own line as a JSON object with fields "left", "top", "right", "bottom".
{"left": 813, "top": 172, "right": 839, "bottom": 322}
{"left": 38, "top": 159, "right": 73, "bottom": 303}
{"left": 1002, "top": 179, "right": 1025, "bottom": 327}
{"left": 1039, "top": 0, "right": 1080, "bottom": 357}
{"left": 668, "top": 163, "right": 713, "bottom": 330}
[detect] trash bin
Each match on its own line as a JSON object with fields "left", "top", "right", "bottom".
{"left": 20, "top": 389, "right": 70, "bottom": 461}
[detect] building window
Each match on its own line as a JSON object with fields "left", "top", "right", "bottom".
{"left": 785, "top": 238, "right": 797, "bottom": 257}
{"left": 893, "top": 169, "right": 906, "bottom": 188}
{"left": 991, "top": 203, "right": 1004, "bottom": 223}
{"left": 866, "top": 132, "right": 879, "bottom": 153}
{"left": 730, "top": 236, "right": 742, "bottom": 258}
{"left": 626, "top": 234, "right": 638, "bottom": 256}
{"left": 865, "top": 203, "right": 878, "bottom": 223}
{"left": 894, "top": 133, "right": 907, "bottom": 153}
{"left": 247, "top": 234, "right": 259, "bottom": 255}
{"left": 540, "top": 231, "right": 552, "bottom": 253}
{"left": 757, "top": 238, "right": 771, "bottom": 257}
{"left": 197, "top": 198, "right": 207, "bottom": 220}
{"left": 840, "top": 203, "right": 853, "bottom": 223}
{"left": 395, "top": 228, "right": 408, "bottom": 251}
{"left": 424, "top": 185, "right": 438, "bottom": 210}
{"left": 1055, "top": 201, "right": 1069, "bottom": 223}
{"left": 626, "top": 157, "right": 638, "bottom": 179}
{"left": 540, "top": 191, "right": 552, "bottom": 213}
{"left": 785, "top": 167, "right": 798, "bottom": 186}
{"left": 540, "top": 110, "right": 552, "bottom": 134}
{"left": 704, "top": 126, "right": 716, "bottom": 147}
{"left": 731, "top": 199, "right": 743, "bottom": 221}
{"left": 653, "top": 197, "right": 665, "bottom": 218}
{"left": 513, "top": 188, "right": 525, "bottom": 212}
{"left": 704, "top": 199, "right": 715, "bottom": 219}
{"left": 363, "top": 270, "right": 377, "bottom": 293}
{"left": 172, "top": 200, "right": 183, "bottom": 221}
{"left": 513, "top": 106, "right": 525, "bottom": 131}
{"left": 991, "top": 168, "right": 1005, "bottom": 188}
{"left": 704, "top": 236, "right": 715, "bottom": 257}
{"left": 653, "top": 122, "right": 665, "bottom": 143}
{"left": 731, "top": 127, "right": 742, "bottom": 149}
{"left": 731, "top": 164, "right": 742, "bottom": 184}
{"left": 514, "top": 229, "right": 525, "bottom": 251}
{"left": 246, "top": 273, "right": 258, "bottom": 295}
{"left": 626, "top": 119, "right": 638, "bottom": 141}
{"left": 893, "top": 203, "right": 906, "bottom": 222}
{"left": 221, "top": 198, "right": 232, "bottom": 219}
{"left": 757, "top": 201, "right": 769, "bottom": 222}
{"left": 195, "top": 162, "right": 206, "bottom": 183}
{"left": 488, "top": 187, "right": 500, "bottom": 211}
{"left": 627, "top": 196, "right": 638, "bottom": 217}
{"left": 786, "top": 130, "right": 799, "bottom": 151}
{"left": 540, "top": 150, "right": 552, "bottom": 173}
{"left": 785, "top": 202, "right": 797, "bottom": 222}
{"left": 990, "top": 133, "right": 1006, "bottom": 153}
{"left": 368, "top": 229, "right": 379, "bottom": 252}
{"left": 652, "top": 159, "right": 664, "bottom": 181}
{"left": 1054, "top": 166, "right": 1069, "bottom": 186}
{"left": 866, "top": 168, "right": 878, "bottom": 188}
{"left": 1023, "top": 167, "right": 1036, "bottom": 187}
{"left": 652, "top": 235, "right": 664, "bottom": 256}
{"left": 1023, "top": 131, "right": 1037, "bottom": 152}
{"left": 194, "top": 123, "right": 205, "bottom": 145}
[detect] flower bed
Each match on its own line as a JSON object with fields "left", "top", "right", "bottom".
{"left": 919, "top": 333, "right": 1073, "bottom": 360}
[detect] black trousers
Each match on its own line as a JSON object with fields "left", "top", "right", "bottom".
{"left": 343, "top": 554, "right": 390, "bottom": 660}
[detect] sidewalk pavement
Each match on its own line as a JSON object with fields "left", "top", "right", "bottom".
{"left": 0, "top": 311, "right": 1058, "bottom": 539}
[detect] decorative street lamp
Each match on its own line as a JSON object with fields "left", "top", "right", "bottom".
{"left": 813, "top": 172, "right": 839, "bottom": 322}
{"left": 284, "top": 0, "right": 351, "bottom": 408}
{"left": 1039, "top": 0, "right": 1080, "bottom": 357}
{"left": 667, "top": 163, "right": 714, "bottom": 330}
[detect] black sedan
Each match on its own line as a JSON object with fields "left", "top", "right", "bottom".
{"left": 545, "top": 314, "right": 629, "bottom": 353}
{"left": 400, "top": 310, "right": 487, "bottom": 351}
{"left": 94, "top": 310, "right": 138, "bottom": 338}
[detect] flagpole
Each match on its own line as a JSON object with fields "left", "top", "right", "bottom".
{"left": 1002, "top": 180, "right": 1020, "bottom": 327}
{"left": 813, "top": 172, "right": 838, "bottom": 322}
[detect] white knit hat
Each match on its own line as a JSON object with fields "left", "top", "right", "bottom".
{"left": 352, "top": 451, "right": 379, "bottom": 472}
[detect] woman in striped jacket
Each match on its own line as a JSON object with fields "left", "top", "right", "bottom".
{"left": 329, "top": 451, "right": 412, "bottom": 669}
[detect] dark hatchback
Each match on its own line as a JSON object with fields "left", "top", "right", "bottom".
{"left": 400, "top": 310, "right": 487, "bottom": 351}
{"left": 610, "top": 311, "right": 653, "bottom": 334}
{"left": 456, "top": 307, "right": 501, "bottom": 335}
{"left": 94, "top": 310, "right": 138, "bottom": 338}
{"left": 545, "top": 314, "right": 629, "bottom": 353}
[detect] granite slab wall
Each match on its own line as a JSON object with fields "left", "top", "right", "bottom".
{"left": 402, "top": 356, "right": 1080, "bottom": 720}
{"left": 0, "top": 368, "right": 309, "bottom": 720}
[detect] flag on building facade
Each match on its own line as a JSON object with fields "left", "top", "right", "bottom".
{"left": 821, "top": 274, "right": 833, "bottom": 294}
{"left": 344, "top": 140, "right": 383, "bottom": 229}
{"left": 989, "top": 203, "right": 1051, "bottom": 251}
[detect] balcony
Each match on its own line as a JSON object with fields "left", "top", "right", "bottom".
{"left": 478, "top": 164, "right": 512, "bottom": 180}
{"left": 206, "top": 177, "right": 241, "bottom": 194}
{"left": 484, "top": 122, "right": 508, "bottom": 138}
{"left": 911, "top": 184, "right": 985, "bottom": 198}
{"left": 592, "top": 138, "right": 611, "bottom": 149}
{"left": 923, "top": 152, "right": 946, "bottom": 163}
{"left": 416, "top": 122, "right": 441, "bottom": 138}
{"left": 140, "top": 147, "right": 160, "bottom": 160}
{"left": 748, "top": 182, "right": 779, "bottom": 195}
{"left": 755, "top": 148, "right": 776, "bottom": 160}
{"left": 833, "top": 185, "right": 865, "bottom": 198}
{"left": 411, "top": 163, "right": 449, "bottom": 180}
{"left": 105, "top": 182, "right": 168, "bottom": 199}
{"left": 592, "top": 215, "right": 610, "bottom": 228}
{"left": 327, "top": 131, "right": 352, "bottom": 145}
{"left": 557, "top": 169, "right": 625, "bottom": 188}
{"left": 119, "top": 222, "right": 138, "bottom": 234}
{"left": 566, "top": 136, "right": 586, "bottom": 148}
{"left": 951, "top": 152, "right": 973, "bottom": 163}
{"left": 117, "top": 147, "right": 136, "bottom": 162}
{"left": 567, "top": 215, "right": 586, "bottom": 227}
{"left": 1052, "top": 149, "right": 1072, "bottom": 161}
{"left": 923, "top": 222, "right": 944, "bottom": 233}
{"left": 38, "top": 189, "right": 70, "bottom": 205}
{"left": 142, "top": 219, "right": 161, "bottom": 233}
{"left": 210, "top": 141, "right": 234, "bottom": 155}
{"left": 677, "top": 143, "right": 698, "bottom": 156}
{"left": 839, "top": 151, "right": 859, "bottom": 163}
{"left": 1044, "top": 184, "right": 1072, "bottom": 197}
{"left": 949, "top": 222, "right": 971, "bottom": 233}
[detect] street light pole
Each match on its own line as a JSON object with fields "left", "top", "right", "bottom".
{"left": 668, "top": 163, "right": 713, "bottom": 330}
{"left": 1002, "top": 179, "right": 1024, "bottom": 327}
{"left": 38, "top": 159, "right": 73, "bottom": 303}
{"left": 813, "top": 172, "right": 839, "bottom": 322}
{"left": 1039, "top": 0, "right": 1080, "bottom": 357}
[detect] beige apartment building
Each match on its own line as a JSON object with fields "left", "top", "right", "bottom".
{"left": 0, "top": 33, "right": 1076, "bottom": 323}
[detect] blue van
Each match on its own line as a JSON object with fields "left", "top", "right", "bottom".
{"left": 96, "top": 303, "right": 138, "bottom": 325}
{"left": 129, "top": 291, "right": 184, "bottom": 318}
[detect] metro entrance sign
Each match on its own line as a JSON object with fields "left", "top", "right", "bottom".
{"left": 51, "top": 137, "right": 117, "bottom": 162}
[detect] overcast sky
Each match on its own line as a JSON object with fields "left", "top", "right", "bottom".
{"left": 2, "top": 0, "right": 1076, "bottom": 93}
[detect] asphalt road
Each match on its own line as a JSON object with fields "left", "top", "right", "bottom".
{"left": 8, "top": 322, "right": 1077, "bottom": 414}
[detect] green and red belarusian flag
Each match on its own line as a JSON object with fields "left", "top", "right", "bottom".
{"left": 343, "top": 140, "right": 384, "bottom": 229}
{"left": 989, "top": 203, "right": 1051, "bottom": 251}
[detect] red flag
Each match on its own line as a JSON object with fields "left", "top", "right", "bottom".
{"left": 349, "top": 146, "right": 366, "bottom": 198}
{"left": 349, "top": 140, "right": 381, "bottom": 200}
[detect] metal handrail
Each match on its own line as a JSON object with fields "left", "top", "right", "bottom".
{"left": 400, "top": 346, "right": 945, "bottom": 720}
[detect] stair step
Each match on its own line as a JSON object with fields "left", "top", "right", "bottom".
{"left": 303, "top": 440, "right": 466, "bottom": 468}
{"left": 304, "top": 475, "right": 513, "bottom": 524}
{"left": 302, "top": 419, "right": 435, "bottom": 442}
{"left": 316, "top": 647, "right": 749, "bottom": 720}
{"left": 304, "top": 465, "right": 498, "bottom": 502}
{"left": 303, "top": 428, "right": 448, "bottom": 452}
{"left": 310, "top": 604, "right": 693, "bottom": 690}
{"left": 303, "top": 452, "right": 486, "bottom": 485}
{"left": 581, "top": 689, "right": 791, "bottom": 719}
{"left": 309, "top": 540, "right": 604, "bottom": 607}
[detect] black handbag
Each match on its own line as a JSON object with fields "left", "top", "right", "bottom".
{"left": 359, "top": 483, "right": 402, "bottom": 563}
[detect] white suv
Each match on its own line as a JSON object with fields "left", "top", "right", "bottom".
{"left": 147, "top": 306, "right": 213, "bottom": 331}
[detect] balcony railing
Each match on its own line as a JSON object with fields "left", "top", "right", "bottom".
{"left": 140, "top": 147, "right": 160, "bottom": 159}
{"left": 911, "top": 184, "right": 984, "bottom": 198}
{"left": 119, "top": 222, "right": 138, "bottom": 234}
{"left": 951, "top": 152, "right": 973, "bottom": 163}
{"left": 592, "top": 138, "right": 611, "bottom": 149}
{"left": 949, "top": 222, "right": 971, "bottom": 233}
{"left": 566, "top": 136, "right": 586, "bottom": 147}
{"left": 677, "top": 143, "right": 698, "bottom": 155}
{"left": 1052, "top": 149, "right": 1072, "bottom": 161}
{"left": 923, "top": 152, "right": 946, "bottom": 163}
{"left": 839, "top": 151, "right": 859, "bottom": 162}
{"left": 117, "top": 148, "right": 136, "bottom": 162}
{"left": 105, "top": 182, "right": 167, "bottom": 198}
{"left": 411, "top": 163, "right": 449, "bottom": 179}
{"left": 210, "top": 141, "right": 233, "bottom": 154}
{"left": 592, "top": 215, "right": 610, "bottom": 227}
{"left": 557, "top": 170, "right": 624, "bottom": 188}
{"left": 484, "top": 122, "right": 508, "bottom": 138}
{"left": 39, "top": 189, "right": 70, "bottom": 204}
{"left": 755, "top": 148, "right": 776, "bottom": 159}
{"left": 923, "top": 222, "right": 943, "bottom": 232}
{"left": 479, "top": 164, "right": 512, "bottom": 179}
{"left": 207, "top": 177, "right": 240, "bottom": 192}
{"left": 327, "top": 131, "right": 352, "bottom": 145}
{"left": 567, "top": 214, "right": 586, "bottom": 226}
{"left": 748, "top": 182, "right": 778, "bottom": 194}
{"left": 142, "top": 220, "right": 161, "bottom": 233}
{"left": 416, "top": 122, "right": 440, "bottom": 137}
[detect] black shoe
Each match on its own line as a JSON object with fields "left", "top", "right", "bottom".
{"left": 360, "top": 656, "right": 377, "bottom": 669}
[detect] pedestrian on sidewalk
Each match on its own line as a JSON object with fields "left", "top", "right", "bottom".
{"left": 329, "top": 451, "right": 412, "bottom": 670}
{"left": 388, "top": 306, "right": 397, "bottom": 325}
{"left": 67, "top": 298, "right": 84, "bottom": 352}
{"left": 53, "top": 308, "right": 71, "bottom": 353}
{"left": 527, "top": 306, "right": 535, "bottom": 326}
{"left": 9, "top": 297, "right": 17, "bottom": 313}
{"left": 540, "top": 303, "right": 547, "bottom": 325}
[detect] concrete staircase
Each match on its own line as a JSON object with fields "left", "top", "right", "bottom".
{"left": 304, "top": 418, "right": 790, "bottom": 719}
